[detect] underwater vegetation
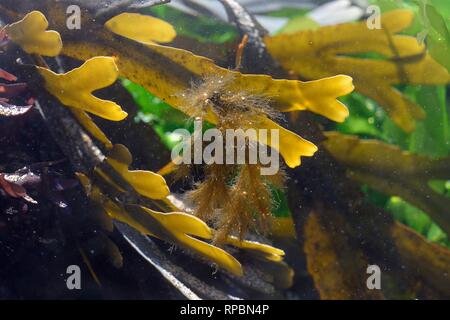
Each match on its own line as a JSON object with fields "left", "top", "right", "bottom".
{"left": 0, "top": 0, "right": 449, "bottom": 299}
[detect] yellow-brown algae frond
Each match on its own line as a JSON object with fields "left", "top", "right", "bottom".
{"left": 87, "top": 186, "right": 245, "bottom": 276}
{"left": 104, "top": 144, "right": 170, "bottom": 200}
{"left": 102, "top": 18, "right": 352, "bottom": 129}
{"left": 251, "top": 115, "right": 317, "bottom": 168}
{"left": 3, "top": 11, "right": 62, "bottom": 57}
{"left": 97, "top": 22, "right": 353, "bottom": 167}
{"left": 132, "top": 205, "right": 245, "bottom": 276}
{"left": 37, "top": 57, "right": 128, "bottom": 121}
{"left": 70, "top": 108, "right": 113, "bottom": 149}
{"left": 78, "top": 172, "right": 288, "bottom": 277}
{"left": 265, "top": 9, "right": 448, "bottom": 132}
{"left": 140, "top": 44, "right": 353, "bottom": 125}
{"left": 105, "top": 13, "right": 176, "bottom": 45}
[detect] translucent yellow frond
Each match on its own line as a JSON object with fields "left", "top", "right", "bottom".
{"left": 381, "top": 9, "right": 414, "bottom": 33}
{"left": 142, "top": 46, "right": 325, "bottom": 167}
{"left": 227, "top": 74, "right": 353, "bottom": 122}
{"left": 37, "top": 57, "right": 128, "bottom": 121}
{"left": 137, "top": 206, "right": 243, "bottom": 276}
{"left": 80, "top": 170, "right": 289, "bottom": 276}
{"left": 63, "top": 18, "right": 354, "bottom": 168}
{"left": 144, "top": 44, "right": 353, "bottom": 122}
{"left": 106, "top": 144, "right": 170, "bottom": 200}
{"left": 265, "top": 9, "right": 449, "bottom": 132}
{"left": 271, "top": 217, "right": 297, "bottom": 239}
{"left": 105, "top": 13, "right": 176, "bottom": 45}
{"left": 292, "top": 75, "right": 353, "bottom": 122}
{"left": 251, "top": 115, "right": 318, "bottom": 168}
{"left": 100, "top": 197, "right": 243, "bottom": 275}
{"left": 75, "top": 172, "right": 92, "bottom": 193}
{"left": 4, "top": 11, "right": 62, "bottom": 56}
{"left": 71, "top": 108, "right": 113, "bottom": 149}
{"left": 140, "top": 209, "right": 213, "bottom": 240}
{"left": 226, "top": 236, "right": 285, "bottom": 261}
{"left": 114, "top": 204, "right": 243, "bottom": 276}
{"left": 100, "top": 24, "right": 352, "bottom": 124}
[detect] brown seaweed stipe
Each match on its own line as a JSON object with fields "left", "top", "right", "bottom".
{"left": 178, "top": 75, "right": 285, "bottom": 242}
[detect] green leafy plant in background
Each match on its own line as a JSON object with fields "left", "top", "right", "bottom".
{"left": 414, "top": 0, "right": 450, "bottom": 71}
{"left": 149, "top": 5, "right": 238, "bottom": 43}
{"left": 369, "top": 0, "right": 450, "bottom": 70}
{"left": 122, "top": 79, "right": 192, "bottom": 149}
{"left": 269, "top": 8, "right": 319, "bottom": 34}
{"left": 388, "top": 196, "right": 449, "bottom": 246}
